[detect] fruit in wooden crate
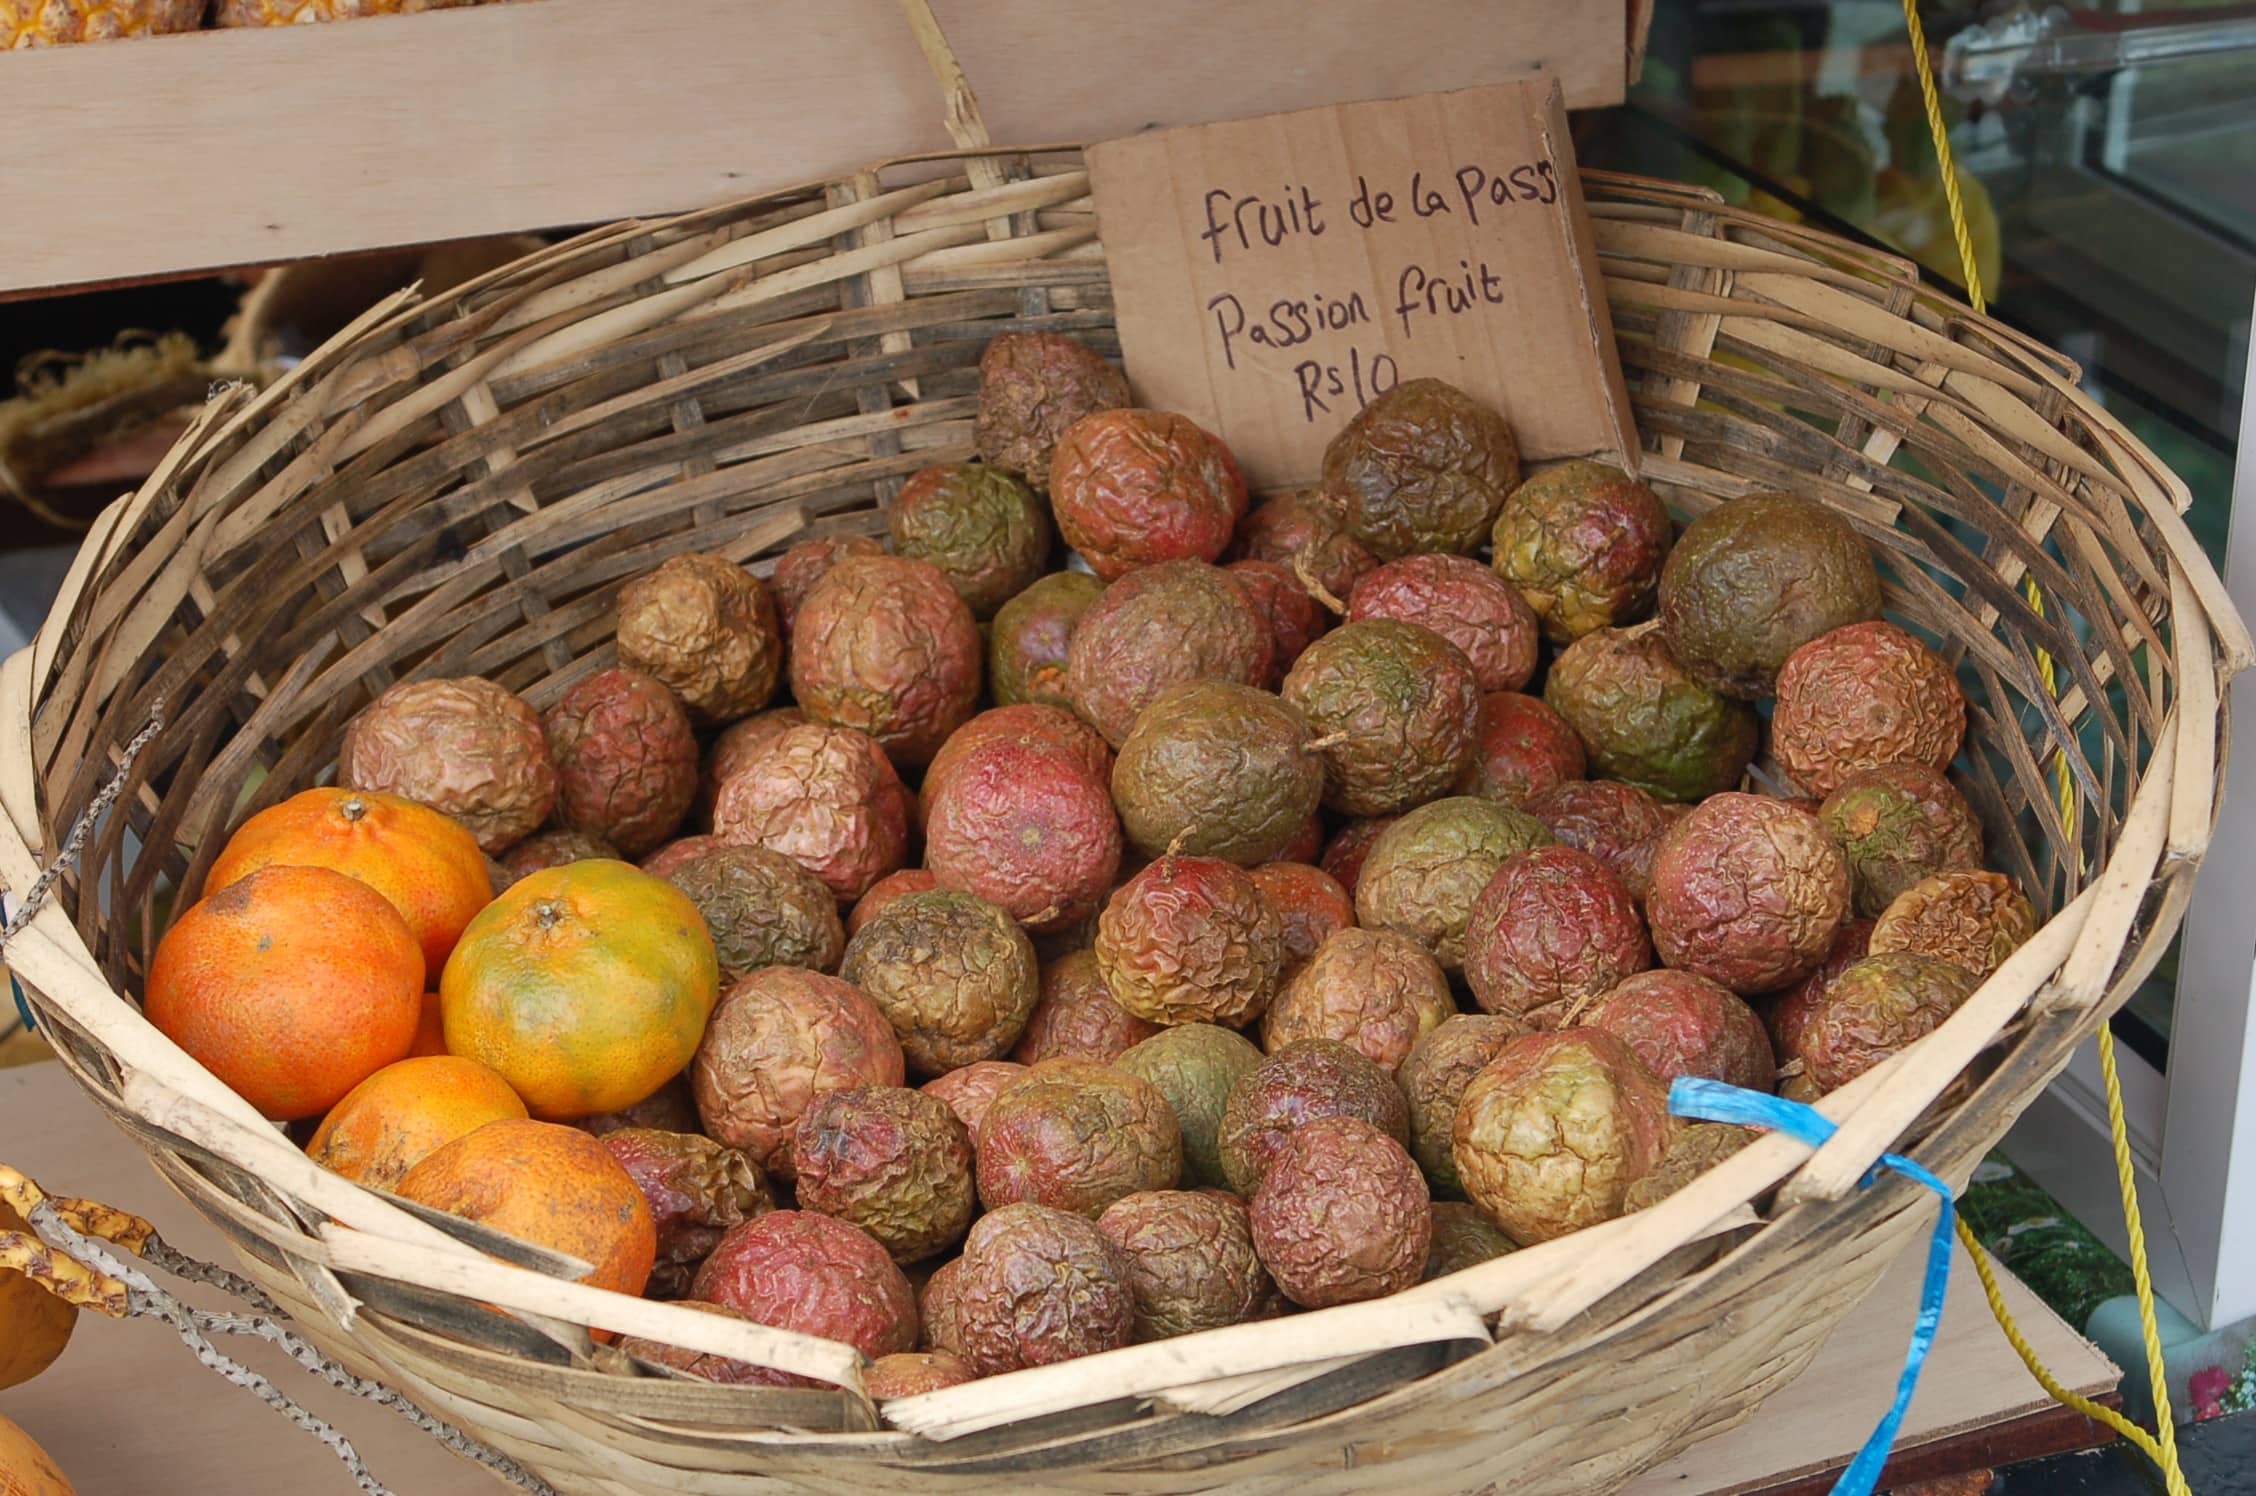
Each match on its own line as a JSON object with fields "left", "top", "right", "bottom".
{"left": 3, "top": 0, "right": 199, "bottom": 46}
{"left": 791, "top": 554, "right": 982, "bottom": 768}
{"left": 337, "top": 677, "right": 558, "bottom": 854}
{"left": 0, "top": 1200, "right": 76, "bottom": 1391}
{"left": 542, "top": 667, "right": 699, "bottom": 858}
{"left": 690, "top": 967, "right": 903, "bottom": 1179}
{"left": 661, "top": 844, "right": 844, "bottom": 981}
{"left": 1110, "top": 681, "right": 1324, "bottom": 865}
{"left": 924, "top": 736, "right": 1120, "bottom": 931}
{"left": 1583, "top": 969, "right": 1776, "bottom": 1093}
{"left": 148, "top": 864, "right": 424, "bottom": 1120}
{"left": 616, "top": 552, "right": 782, "bottom": 727}
{"left": 843, "top": 891, "right": 1040, "bottom": 1078}
{"left": 793, "top": 1086, "right": 974, "bottom": 1264}
{"left": 975, "top": 1059, "right": 1181, "bottom": 1218}
{"left": 208, "top": 786, "right": 491, "bottom": 973}
{"left": 988, "top": 571, "right": 1104, "bottom": 710}
{"left": 1398, "top": 1014, "right": 1528, "bottom": 1201}
{"left": 1355, "top": 796, "right": 1554, "bottom": 972}
{"left": 889, "top": 463, "right": 1051, "bottom": 618}
{"left": 440, "top": 860, "right": 717, "bottom": 1121}
{"left": 497, "top": 829, "right": 617, "bottom": 887}
{"left": 1347, "top": 552, "right": 1539, "bottom": 693}
{"left": 1452, "top": 1030, "right": 1675, "bottom": 1246}
{"left": 1097, "top": 1188, "right": 1282, "bottom": 1340}
{"left": 1647, "top": 793, "right": 1850, "bottom": 996}
{"left": 770, "top": 537, "right": 882, "bottom": 648}
{"left": 1216, "top": 1038, "right": 1409, "bottom": 1196}
{"left": 1251, "top": 1116, "right": 1431, "bottom": 1308}
{"left": 1224, "top": 559, "right": 1328, "bottom": 684}
{"left": 1013, "top": 950, "right": 1158, "bottom": 1065}
{"left": 1543, "top": 626, "right": 1758, "bottom": 804}
{"left": 711, "top": 722, "right": 910, "bottom": 902}
{"left": 954, "top": 1203, "right": 1135, "bottom": 1373}
{"left": 306, "top": 1054, "right": 527, "bottom": 1191}
{"left": 1869, "top": 869, "right": 2038, "bottom": 982}
{"left": 1065, "top": 560, "right": 1272, "bottom": 747}
{"left": 1321, "top": 379, "right": 1520, "bottom": 560}
{"left": 215, "top": 0, "right": 483, "bottom": 24}
{"left": 1462, "top": 845, "right": 1652, "bottom": 1028}
{"left": 1282, "top": 619, "right": 1480, "bottom": 816}
{"left": 1522, "top": 779, "right": 1677, "bottom": 905}
{"left": 1049, "top": 409, "right": 1246, "bottom": 578}
{"left": 976, "top": 331, "right": 1132, "bottom": 490}
{"left": 0, "top": 1413, "right": 75, "bottom": 1496}
{"left": 1095, "top": 853, "right": 1283, "bottom": 1028}
{"left": 1773, "top": 622, "right": 1967, "bottom": 797}
{"left": 1260, "top": 927, "right": 1453, "bottom": 1071}
{"left": 691, "top": 1211, "right": 917, "bottom": 1380}
{"left": 866, "top": 1350, "right": 976, "bottom": 1398}
{"left": 1491, "top": 460, "right": 1674, "bottom": 643}
{"left": 1657, "top": 493, "right": 1884, "bottom": 700}
{"left": 1624, "top": 1123, "right": 1760, "bottom": 1213}
{"left": 1230, "top": 488, "right": 1376, "bottom": 608}
{"left": 596, "top": 1129, "right": 771, "bottom": 1301}
{"left": 1424, "top": 1200, "right": 1517, "bottom": 1280}
{"left": 1246, "top": 861, "right": 1353, "bottom": 978}
{"left": 1456, "top": 692, "right": 1587, "bottom": 806}
{"left": 1820, "top": 764, "right": 1985, "bottom": 918}
{"left": 397, "top": 1118, "right": 658, "bottom": 1300}
{"left": 1796, "top": 951, "right": 1981, "bottom": 1093}
{"left": 1111, "top": 1024, "right": 1264, "bottom": 1192}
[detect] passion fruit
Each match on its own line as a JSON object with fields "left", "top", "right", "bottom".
{"left": 1457, "top": 692, "right": 1588, "bottom": 805}
{"left": 975, "top": 1059, "right": 1182, "bottom": 1217}
{"left": 1225, "top": 558, "right": 1329, "bottom": 684}
{"left": 1094, "top": 853, "right": 1284, "bottom": 1028}
{"left": 866, "top": 1350, "right": 977, "bottom": 1398}
{"left": 889, "top": 463, "right": 1052, "bottom": 618}
{"left": 336, "top": 677, "right": 558, "bottom": 854}
{"left": 792, "top": 1085, "right": 976, "bottom": 1262}
{"left": 769, "top": 535, "right": 884, "bottom": 647}
{"left": 1657, "top": 494, "right": 1883, "bottom": 699}
{"left": 975, "top": 331, "right": 1133, "bottom": 488}
{"left": 1452, "top": 1030, "right": 1674, "bottom": 1245}
{"left": 954, "top": 1202, "right": 1135, "bottom": 1373}
{"left": 1049, "top": 409, "right": 1247, "bottom": 579}
{"left": 1354, "top": 796, "right": 1554, "bottom": 972}
{"left": 841, "top": 890, "right": 1040, "bottom": 1078}
{"left": 663, "top": 843, "right": 845, "bottom": 980}
{"left": 691, "top": 1211, "right": 917, "bottom": 1374}
{"left": 1773, "top": 622, "right": 1967, "bottom": 796}
{"left": 1462, "top": 845, "right": 1652, "bottom": 1027}
{"left": 1397, "top": 1014, "right": 1528, "bottom": 1199}
{"left": 1282, "top": 619, "right": 1480, "bottom": 816}
{"left": 1261, "top": 927, "right": 1454, "bottom": 1071}
{"left": 1097, "top": 1189, "right": 1283, "bottom": 1338}
{"left": 1111, "top": 680, "right": 1324, "bottom": 865}
{"left": 1868, "top": 870, "right": 2036, "bottom": 982}
{"left": 1231, "top": 488, "right": 1377, "bottom": 606}
{"left": 616, "top": 553, "right": 785, "bottom": 726}
{"left": 1251, "top": 1116, "right": 1429, "bottom": 1307}
{"left": 599, "top": 1128, "right": 772, "bottom": 1298}
{"left": 918, "top": 1059, "right": 1028, "bottom": 1147}
{"left": 922, "top": 703, "right": 1114, "bottom": 815}
{"left": 542, "top": 666, "right": 699, "bottom": 858}
{"left": 1320, "top": 378, "right": 1519, "bottom": 558}
{"left": 1424, "top": 1199, "right": 1518, "bottom": 1279}
{"left": 710, "top": 722, "right": 910, "bottom": 902}
{"left": 1216, "top": 1038, "right": 1410, "bottom": 1196}
{"left": 1543, "top": 626, "right": 1758, "bottom": 803}
{"left": 1347, "top": 553, "right": 1539, "bottom": 693}
{"left": 790, "top": 553, "right": 983, "bottom": 768}
{"left": 1491, "top": 460, "right": 1674, "bottom": 642}
{"left": 1112, "top": 1024, "right": 1266, "bottom": 1191}
{"left": 1521, "top": 779, "right": 1676, "bottom": 903}
{"left": 1014, "top": 950, "right": 1161, "bottom": 1064}
{"left": 1317, "top": 815, "right": 1398, "bottom": 897}
{"left": 1819, "top": 764, "right": 1984, "bottom": 918}
{"left": 847, "top": 868, "right": 941, "bottom": 939}
{"left": 1623, "top": 1122, "right": 1758, "bottom": 1213}
{"left": 1247, "top": 861, "right": 1355, "bottom": 976}
{"left": 923, "top": 734, "right": 1122, "bottom": 932}
{"left": 989, "top": 571, "right": 1105, "bottom": 710}
{"left": 1583, "top": 969, "right": 1775, "bottom": 1092}
{"left": 1763, "top": 917, "right": 1874, "bottom": 1060}
{"left": 498, "top": 828, "right": 617, "bottom": 886}
{"left": 1064, "top": 560, "right": 1272, "bottom": 747}
{"left": 1798, "top": 951, "right": 1980, "bottom": 1092}
{"left": 690, "top": 967, "right": 905, "bottom": 1178}
{"left": 1646, "top": 793, "right": 1849, "bottom": 994}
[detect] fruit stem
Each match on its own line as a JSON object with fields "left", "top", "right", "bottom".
{"left": 1302, "top": 730, "right": 1350, "bottom": 753}
{"left": 340, "top": 796, "right": 367, "bottom": 822}
{"left": 533, "top": 900, "right": 566, "bottom": 931}
{"left": 1291, "top": 550, "right": 1349, "bottom": 615}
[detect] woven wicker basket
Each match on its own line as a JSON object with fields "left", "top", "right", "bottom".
{"left": 4, "top": 122, "right": 2251, "bottom": 1494}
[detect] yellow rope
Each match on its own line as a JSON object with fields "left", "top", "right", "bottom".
{"left": 1902, "top": 4, "right": 2190, "bottom": 1490}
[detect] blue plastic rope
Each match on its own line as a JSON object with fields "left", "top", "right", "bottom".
{"left": 1668, "top": 1077, "right": 1956, "bottom": 1496}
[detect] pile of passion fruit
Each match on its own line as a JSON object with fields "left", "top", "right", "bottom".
{"left": 217, "top": 331, "right": 2031, "bottom": 1395}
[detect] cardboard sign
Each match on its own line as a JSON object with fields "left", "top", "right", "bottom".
{"left": 1088, "top": 78, "right": 1637, "bottom": 488}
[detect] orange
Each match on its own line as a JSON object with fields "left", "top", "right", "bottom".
{"left": 146, "top": 864, "right": 424, "bottom": 1120}
{"left": 0, "top": 1412, "right": 76, "bottom": 1496}
{"left": 407, "top": 991, "right": 448, "bottom": 1058}
{"left": 0, "top": 1200, "right": 75, "bottom": 1391}
{"left": 306, "top": 1056, "right": 529, "bottom": 1192}
{"left": 395, "top": 1118, "right": 657, "bottom": 1305}
{"left": 208, "top": 787, "right": 493, "bottom": 974}
{"left": 439, "top": 860, "right": 718, "bottom": 1121}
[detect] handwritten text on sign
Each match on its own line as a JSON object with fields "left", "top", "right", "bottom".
{"left": 1089, "top": 81, "right": 1635, "bottom": 486}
